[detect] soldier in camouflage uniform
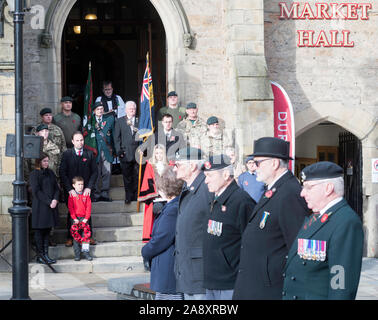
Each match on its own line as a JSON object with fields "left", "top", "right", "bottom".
{"left": 31, "top": 108, "right": 67, "bottom": 154}
{"left": 34, "top": 124, "right": 61, "bottom": 178}
{"left": 201, "top": 116, "right": 232, "bottom": 157}
{"left": 176, "top": 102, "right": 207, "bottom": 149}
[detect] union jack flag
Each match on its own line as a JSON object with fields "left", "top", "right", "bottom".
{"left": 139, "top": 53, "right": 154, "bottom": 139}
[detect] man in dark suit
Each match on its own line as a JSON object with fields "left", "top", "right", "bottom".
{"left": 202, "top": 154, "right": 256, "bottom": 300}
{"left": 233, "top": 137, "right": 308, "bottom": 300}
{"left": 113, "top": 100, "right": 140, "bottom": 204}
{"left": 282, "top": 162, "right": 364, "bottom": 300}
{"left": 59, "top": 131, "right": 98, "bottom": 247}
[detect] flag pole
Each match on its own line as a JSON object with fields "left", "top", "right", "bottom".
{"left": 136, "top": 151, "right": 143, "bottom": 212}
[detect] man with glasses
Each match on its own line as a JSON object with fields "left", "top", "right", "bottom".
{"left": 282, "top": 161, "right": 363, "bottom": 300}
{"left": 173, "top": 147, "right": 213, "bottom": 300}
{"left": 233, "top": 137, "right": 309, "bottom": 300}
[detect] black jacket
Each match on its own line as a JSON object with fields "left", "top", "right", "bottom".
{"left": 233, "top": 171, "right": 309, "bottom": 300}
{"left": 59, "top": 148, "right": 98, "bottom": 193}
{"left": 113, "top": 116, "right": 140, "bottom": 162}
{"left": 175, "top": 172, "right": 214, "bottom": 294}
{"left": 29, "top": 168, "right": 60, "bottom": 229}
{"left": 203, "top": 180, "right": 256, "bottom": 290}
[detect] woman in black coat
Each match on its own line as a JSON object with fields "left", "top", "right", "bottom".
{"left": 141, "top": 166, "right": 184, "bottom": 300}
{"left": 29, "top": 153, "right": 60, "bottom": 264}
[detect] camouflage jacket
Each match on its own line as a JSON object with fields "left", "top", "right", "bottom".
{"left": 200, "top": 130, "right": 233, "bottom": 157}
{"left": 176, "top": 117, "right": 207, "bottom": 149}
{"left": 31, "top": 123, "right": 67, "bottom": 153}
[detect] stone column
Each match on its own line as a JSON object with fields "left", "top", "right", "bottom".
{"left": 224, "top": 0, "right": 273, "bottom": 159}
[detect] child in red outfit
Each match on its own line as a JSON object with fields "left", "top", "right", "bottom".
{"left": 68, "top": 176, "right": 93, "bottom": 261}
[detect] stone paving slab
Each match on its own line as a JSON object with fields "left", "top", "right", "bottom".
{"left": 0, "top": 258, "right": 376, "bottom": 300}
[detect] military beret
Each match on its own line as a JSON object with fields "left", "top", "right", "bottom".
{"left": 167, "top": 91, "right": 178, "bottom": 97}
{"left": 301, "top": 161, "right": 343, "bottom": 182}
{"left": 174, "top": 147, "right": 203, "bottom": 162}
{"left": 202, "top": 154, "right": 232, "bottom": 171}
{"left": 92, "top": 101, "right": 104, "bottom": 111}
{"left": 245, "top": 155, "right": 254, "bottom": 163}
{"left": 186, "top": 102, "right": 197, "bottom": 109}
{"left": 36, "top": 123, "right": 48, "bottom": 132}
{"left": 39, "top": 108, "right": 52, "bottom": 116}
{"left": 60, "top": 96, "right": 73, "bottom": 102}
{"left": 207, "top": 116, "right": 219, "bottom": 125}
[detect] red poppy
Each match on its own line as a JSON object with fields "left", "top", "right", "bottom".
{"left": 321, "top": 214, "right": 329, "bottom": 223}
{"left": 82, "top": 158, "right": 87, "bottom": 162}
{"left": 265, "top": 190, "right": 273, "bottom": 198}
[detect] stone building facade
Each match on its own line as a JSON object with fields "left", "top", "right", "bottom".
{"left": 0, "top": 0, "right": 377, "bottom": 257}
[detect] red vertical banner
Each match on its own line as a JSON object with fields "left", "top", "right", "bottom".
{"left": 271, "top": 81, "right": 295, "bottom": 172}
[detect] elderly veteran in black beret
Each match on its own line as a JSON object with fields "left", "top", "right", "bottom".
{"left": 282, "top": 161, "right": 364, "bottom": 300}
{"left": 233, "top": 137, "right": 308, "bottom": 300}
{"left": 172, "top": 147, "right": 213, "bottom": 300}
{"left": 202, "top": 154, "right": 256, "bottom": 300}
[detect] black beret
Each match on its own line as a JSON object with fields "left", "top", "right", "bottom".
{"left": 36, "top": 123, "right": 48, "bottom": 132}
{"left": 207, "top": 116, "right": 219, "bottom": 125}
{"left": 202, "top": 154, "right": 232, "bottom": 171}
{"left": 186, "top": 102, "right": 197, "bottom": 109}
{"left": 39, "top": 108, "right": 52, "bottom": 116}
{"left": 174, "top": 147, "right": 203, "bottom": 162}
{"left": 167, "top": 91, "right": 178, "bottom": 97}
{"left": 245, "top": 155, "right": 254, "bottom": 163}
{"left": 251, "top": 137, "right": 293, "bottom": 160}
{"left": 60, "top": 96, "right": 73, "bottom": 102}
{"left": 92, "top": 101, "right": 104, "bottom": 110}
{"left": 301, "top": 161, "right": 343, "bottom": 182}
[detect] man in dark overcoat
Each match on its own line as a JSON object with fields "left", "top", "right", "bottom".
{"left": 173, "top": 147, "right": 213, "bottom": 300}
{"left": 233, "top": 137, "right": 308, "bottom": 300}
{"left": 113, "top": 100, "right": 140, "bottom": 203}
{"left": 202, "top": 154, "right": 256, "bottom": 300}
{"left": 282, "top": 161, "right": 364, "bottom": 300}
{"left": 59, "top": 131, "right": 98, "bottom": 246}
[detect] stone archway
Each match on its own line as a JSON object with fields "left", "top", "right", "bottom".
{"left": 39, "top": 0, "right": 193, "bottom": 113}
{"left": 295, "top": 105, "right": 378, "bottom": 257}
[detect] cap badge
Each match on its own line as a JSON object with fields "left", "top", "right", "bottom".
{"left": 301, "top": 171, "right": 306, "bottom": 182}
{"left": 204, "top": 161, "right": 212, "bottom": 170}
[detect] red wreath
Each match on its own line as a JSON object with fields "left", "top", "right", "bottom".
{"left": 70, "top": 222, "right": 91, "bottom": 244}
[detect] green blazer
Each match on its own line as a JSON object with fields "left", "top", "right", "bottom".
{"left": 282, "top": 198, "right": 364, "bottom": 300}
{"left": 94, "top": 114, "right": 115, "bottom": 163}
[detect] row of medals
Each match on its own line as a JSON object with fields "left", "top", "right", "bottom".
{"left": 297, "top": 238, "right": 326, "bottom": 261}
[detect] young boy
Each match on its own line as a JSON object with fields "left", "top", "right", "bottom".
{"left": 68, "top": 176, "right": 93, "bottom": 261}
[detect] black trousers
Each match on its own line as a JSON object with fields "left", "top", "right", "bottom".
{"left": 33, "top": 228, "right": 51, "bottom": 254}
{"left": 120, "top": 159, "right": 139, "bottom": 201}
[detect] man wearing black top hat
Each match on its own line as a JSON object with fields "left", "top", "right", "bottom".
{"left": 202, "top": 154, "right": 256, "bottom": 300}
{"left": 282, "top": 161, "right": 363, "bottom": 300}
{"left": 233, "top": 137, "right": 308, "bottom": 300}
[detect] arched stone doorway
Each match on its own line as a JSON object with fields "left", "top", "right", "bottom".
{"left": 39, "top": 0, "right": 193, "bottom": 114}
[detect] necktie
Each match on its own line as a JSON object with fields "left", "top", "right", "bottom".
{"left": 78, "top": 150, "right": 81, "bottom": 157}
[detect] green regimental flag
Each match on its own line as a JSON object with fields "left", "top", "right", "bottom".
{"left": 82, "top": 61, "right": 97, "bottom": 156}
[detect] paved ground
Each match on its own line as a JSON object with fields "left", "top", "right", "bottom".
{"left": 0, "top": 258, "right": 377, "bottom": 300}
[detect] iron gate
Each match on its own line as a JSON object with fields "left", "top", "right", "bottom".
{"left": 339, "top": 132, "right": 363, "bottom": 219}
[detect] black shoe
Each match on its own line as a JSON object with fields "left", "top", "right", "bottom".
{"left": 82, "top": 251, "right": 93, "bottom": 261}
{"left": 125, "top": 199, "right": 131, "bottom": 204}
{"left": 36, "top": 255, "right": 47, "bottom": 264}
{"left": 92, "top": 197, "right": 100, "bottom": 202}
{"left": 101, "top": 196, "right": 112, "bottom": 202}
{"left": 43, "top": 254, "right": 57, "bottom": 264}
{"left": 74, "top": 255, "right": 81, "bottom": 261}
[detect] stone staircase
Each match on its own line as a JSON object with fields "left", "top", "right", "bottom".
{"left": 29, "top": 175, "right": 146, "bottom": 273}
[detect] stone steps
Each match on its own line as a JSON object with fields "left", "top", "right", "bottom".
{"left": 58, "top": 212, "right": 144, "bottom": 229}
{"left": 47, "top": 241, "right": 144, "bottom": 259}
{"left": 29, "top": 256, "right": 146, "bottom": 273}
{"left": 58, "top": 200, "right": 141, "bottom": 215}
{"left": 51, "top": 226, "right": 143, "bottom": 244}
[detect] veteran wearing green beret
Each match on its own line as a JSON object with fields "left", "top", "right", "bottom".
{"left": 282, "top": 161, "right": 364, "bottom": 300}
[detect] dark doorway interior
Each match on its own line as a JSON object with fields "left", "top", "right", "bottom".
{"left": 62, "top": 0, "right": 166, "bottom": 118}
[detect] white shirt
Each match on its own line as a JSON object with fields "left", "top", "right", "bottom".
{"left": 74, "top": 148, "right": 83, "bottom": 156}
{"left": 319, "top": 197, "right": 343, "bottom": 216}
{"left": 95, "top": 95, "right": 126, "bottom": 118}
{"left": 267, "top": 170, "right": 288, "bottom": 190}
